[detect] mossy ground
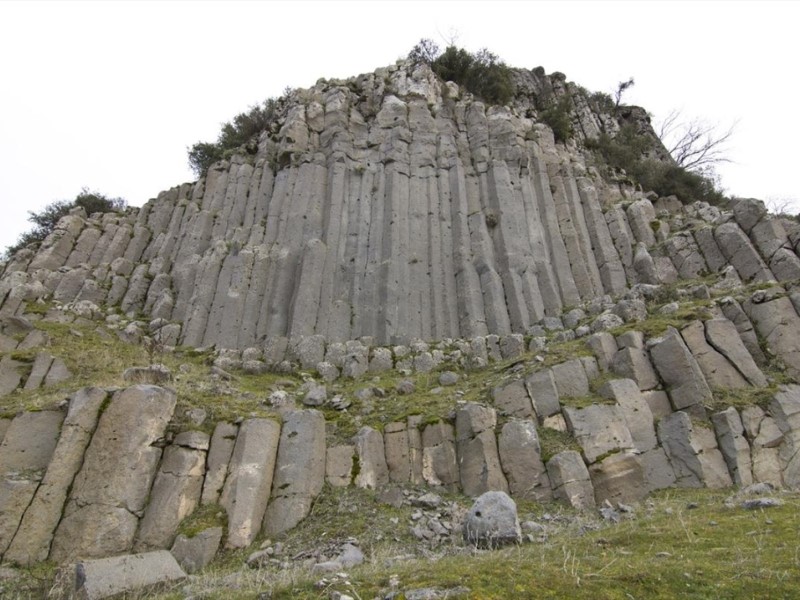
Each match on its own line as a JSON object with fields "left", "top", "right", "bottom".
{"left": 142, "top": 488, "right": 800, "bottom": 600}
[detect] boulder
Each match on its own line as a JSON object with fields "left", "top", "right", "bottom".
{"left": 524, "top": 369, "right": 561, "bottom": 419}
{"left": 599, "top": 378, "right": 657, "bottom": 452}
{"left": 200, "top": 422, "right": 238, "bottom": 505}
{"left": 711, "top": 407, "right": 753, "bottom": 487}
{"left": 462, "top": 491, "right": 521, "bottom": 548}
{"left": 326, "top": 445, "right": 354, "bottom": 488}
{"left": 63, "top": 550, "right": 185, "bottom": 600}
{"left": 491, "top": 380, "right": 534, "bottom": 418}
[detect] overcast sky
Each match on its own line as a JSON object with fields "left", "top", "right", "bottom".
{"left": 1, "top": 0, "right": 797, "bottom": 253}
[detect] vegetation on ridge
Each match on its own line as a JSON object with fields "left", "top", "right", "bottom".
{"left": 4, "top": 188, "right": 126, "bottom": 258}
{"left": 408, "top": 38, "right": 515, "bottom": 105}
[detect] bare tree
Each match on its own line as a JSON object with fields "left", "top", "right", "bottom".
{"left": 614, "top": 77, "right": 635, "bottom": 110}
{"left": 658, "top": 109, "right": 736, "bottom": 172}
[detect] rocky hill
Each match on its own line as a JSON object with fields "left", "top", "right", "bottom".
{"left": 1, "top": 57, "right": 800, "bottom": 598}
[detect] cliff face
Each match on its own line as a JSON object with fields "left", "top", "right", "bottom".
{"left": 2, "top": 62, "right": 672, "bottom": 348}
{"left": 6, "top": 61, "right": 800, "bottom": 588}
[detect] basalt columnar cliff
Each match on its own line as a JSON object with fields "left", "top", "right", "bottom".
{"left": 2, "top": 58, "right": 800, "bottom": 596}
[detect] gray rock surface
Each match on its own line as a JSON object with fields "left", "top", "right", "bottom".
{"left": 0, "top": 409, "right": 65, "bottom": 558}
{"left": 658, "top": 411, "right": 732, "bottom": 489}
{"left": 589, "top": 452, "right": 647, "bottom": 505}
{"left": 563, "top": 404, "right": 634, "bottom": 464}
{"left": 219, "top": 418, "right": 280, "bottom": 548}
{"left": 421, "top": 422, "right": 459, "bottom": 490}
{"left": 4, "top": 388, "right": 106, "bottom": 566}
{"left": 170, "top": 527, "right": 222, "bottom": 574}
{"left": 498, "top": 420, "right": 551, "bottom": 501}
{"left": 50, "top": 385, "right": 177, "bottom": 562}
{"left": 547, "top": 450, "right": 594, "bottom": 510}
{"left": 649, "top": 327, "right": 711, "bottom": 417}
{"left": 455, "top": 403, "right": 508, "bottom": 496}
{"left": 200, "top": 422, "right": 238, "bottom": 505}
{"left": 262, "top": 410, "right": 326, "bottom": 536}
{"left": 64, "top": 550, "right": 186, "bottom": 600}
{"left": 711, "top": 407, "right": 753, "bottom": 486}
{"left": 353, "top": 426, "right": 389, "bottom": 489}
{"left": 134, "top": 433, "right": 208, "bottom": 551}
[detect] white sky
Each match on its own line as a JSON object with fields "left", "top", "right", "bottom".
{"left": 1, "top": 0, "right": 797, "bottom": 253}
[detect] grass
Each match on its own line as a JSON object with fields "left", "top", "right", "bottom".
{"left": 140, "top": 488, "right": 800, "bottom": 600}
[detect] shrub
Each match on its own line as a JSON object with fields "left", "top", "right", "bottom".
{"left": 408, "top": 39, "right": 515, "bottom": 105}
{"left": 187, "top": 97, "right": 282, "bottom": 177}
{"left": 5, "top": 188, "right": 126, "bottom": 257}
{"left": 539, "top": 95, "right": 574, "bottom": 143}
{"left": 587, "top": 124, "right": 724, "bottom": 205}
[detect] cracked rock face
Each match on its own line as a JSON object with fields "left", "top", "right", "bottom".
{"left": 49, "top": 385, "right": 177, "bottom": 562}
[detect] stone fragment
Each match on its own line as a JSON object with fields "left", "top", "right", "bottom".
{"left": 262, "top": 410, "right": 326, "bottom": 536}
{"left": 219, "top": 418, "right": 280, "bottom": 548}
{"left": 462, "top": 491, "right": 521, "bottom": 548}
{"left": 170, "top": 527, "right": 223, "bottom": 574}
